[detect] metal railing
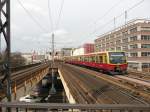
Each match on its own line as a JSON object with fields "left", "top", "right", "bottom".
{"left": 0, "top": 102, "right": 150, "bottom": 112}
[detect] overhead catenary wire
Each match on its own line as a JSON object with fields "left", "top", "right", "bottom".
{"left": 91, "top": 0, "right": 145, "bottom": 36}
{"left": 78, "top": 0, "right": 124, "bottom": 43}
{"left": 89, "top": 0, "right": 123, "bottom": 26}
{"left": 17, "top": 0, "right": 48, "bottom": 33}
{"left": 48, "top": 0, "right": 54, "bottom": 32}
{"left": 78, "top": 0, "right": 145, "bottom": 44}
{"left": 55, "top": 0, "right": 65, "bottom": 30}
{"left": 47, "top": 0, "right": 65, "bottom": 32}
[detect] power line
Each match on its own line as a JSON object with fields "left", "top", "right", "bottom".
{"left": 55, "top": 0, "right": 65, "bottom": 30}
{"left": 78, "top": 0, "right": 124, "bottom": 43}
{"left": 17, "top": 0, "right": 48, "bottom": 32}
{"left": 114, "top": 0, "right": 144, "bottom": 20}
{"left": 79, "top": 0, "right": 145, "bottom": 44}
{"left": 89, "top": 0, "right": 123, "bottom": 27}
{"left": 91, "top": 0, "right": 145, "bottom": 36}
{"left": 48, "top": 0, "right": 54, "bottom": 32}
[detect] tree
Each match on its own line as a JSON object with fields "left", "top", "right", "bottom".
{"left": 10, "top": 52, "right": 26, "bottom": 67}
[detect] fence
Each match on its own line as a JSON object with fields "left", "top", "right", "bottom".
{"left": 0, "top": 102, "right": 150, "bottom": 112}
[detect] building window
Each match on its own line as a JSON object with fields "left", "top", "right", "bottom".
{"left": 142, "top": 63, "right": 150, "bottom": 68}
{"left": 141, "top": 27, "right": 150, "bottom": 31}
{"left": 122, "top": 38, "right": 128, "bottom": 43}
{"left": 122, "top": 31, "right": 128, "bottom": 36}
{"left": 141, "top": 52, "right": 150, "bottom": 57}
{"left": 116, "top": 47, "right": 121, "bottom": 51}
{"left": 106, "top": 37, "right": 109, "bottom": 41}
{"left": 130, "top": 44, "right": 138, "bottom": 49}
{"left": 102, "top": 39, "right": 105, "bottom": 42}
{"left": 141, "top": 35, "right": 150, "bottom": 40}
{"left": 99, "top": 44, "right": 102, "bottom": 47}
{"left": 106, "top": 48, "right": 109, "bottom": 51}
{"left": 130, "top": 27, "right": 137, "bottom": 33}
{"left": 130, "top": 52, "right": 138, "bottom": 57}
{"left": 110, "top": 48, "right": 115, "bottom": 51}
{"left": 106, "top": 43, "right": 109, "bottom": 46}
{"left": 122, "top": 46, "right": 128, "bottom": 50}
{"left": 116, "top": 40, "right": 121, "bottom": 44}
{"left": 130, "top": 36, "right": 137, "bottom": 41}
{"left": 110, "top": 42, "right": 114, "bottom": 45}
{"left": 102, "top": 44, "right": 105, "bottom": 47}
{"left": 141, "top": 44, "right": 150, "bottom": 48}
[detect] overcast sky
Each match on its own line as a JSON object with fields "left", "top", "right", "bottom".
{"left": 9, "top": 0, "right": 150, "bottom": 53}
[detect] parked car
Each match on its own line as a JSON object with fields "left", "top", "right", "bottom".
{"left": 19, "top": 94, "right": 42, "bottom": 103}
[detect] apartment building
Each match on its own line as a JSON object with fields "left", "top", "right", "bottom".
{"left": 94, "top": 19, "right": 150, "bottom": 72}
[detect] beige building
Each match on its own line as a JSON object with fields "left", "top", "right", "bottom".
{"left": 95, "top": 19, "right": 150, "bottom": 72}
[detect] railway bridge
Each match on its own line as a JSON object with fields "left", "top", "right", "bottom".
{"left": 0, "top": 61, "right": 150, "bottom": 112}
{"left": 0, "top": 0, "right": 150, "bottom": 111}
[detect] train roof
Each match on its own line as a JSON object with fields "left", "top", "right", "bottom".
{"left": 70, "top": 51, "right": 125, "bottom": 57}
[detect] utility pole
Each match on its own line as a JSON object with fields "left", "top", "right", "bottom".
{"left": 114, "top": 17, "right": 116, "bottom": 29}
{"left": 0, "top": 35, "right": 1, "bottom": 53}
{"left": 50, "top": 33, "right": 56, "bottom": 94}
{"left": 0, "top": 0, "right": 12, "bottom": 102}
{"left": 125, "top": 10, "right": 127, "bottom": 25}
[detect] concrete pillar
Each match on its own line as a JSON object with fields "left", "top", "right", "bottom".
{"left": 128, "top": 37, "right": 130, "bottom": 42}
{"left": 138, "top": 51, "right": 141, "bottom": 57}
{"left": 137, "top": 26, "right": 141, "bottom": 31}
{"left": 137, "top": 34, "right": 141, "bottom": 40}
{"left": 30, "top": 79, "right": 33, "bottom": 87}
{"left": 137, "top": 43, "right": 141, "bottom": 48}
{"left": 24, "top": 80, "right": 27, "bottom": 95}
{"left": 14, "top": 82, "right": 17, "bottom": 100}
{"left": 138, "top": 62, "right": 142, "bottom": 71}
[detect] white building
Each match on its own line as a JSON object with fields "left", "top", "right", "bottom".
{"left": 72, "top": 47, "right": 84, "bottom": 56}
{"left": 21, "top": 53, "right": 32, "bottom": 64}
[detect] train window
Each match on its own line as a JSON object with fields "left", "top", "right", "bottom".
{"left": 87, "top": 56, "right": 90, "bottom": 62}
{"left": 105, "top": 56, "right": 107, "bottom": 63}
{"left": 99, "top": 56, "right": 103, "bottom": 63}
{"left": 81, "top": 56, "right": 83, "bottom": 61}
{"left": 91, "top": 56, "right": 95, "bottom": 62}
{"left": 79, "top": 57, "right": 81, "bottom": 61}
{"left": 89, "top": 56, "right": 92, "bottom": 62}
{"left": 84, "top": 56, "right": 88, "bottom": 62}
{"left": 95, "top": 55, "right": 99, "bottom": 63}
{"left": 103, "top": 56, "right": 107, "bottom": 63}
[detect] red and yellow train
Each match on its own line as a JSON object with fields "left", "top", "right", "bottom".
{"left": 64, "top": 51, "right": 127, "bottom": 75}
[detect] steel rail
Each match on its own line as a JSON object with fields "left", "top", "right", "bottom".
{"left": 64, "top": 63, "right": 150, "bottom": 104}
{"left": 0, "top": 63, "right": 49, "bottom": 99}
{"left": 67, "top": 64, "right": 147, "bottom": 104}
{"left": 57, "top": 63, "right": 149, "bottom": 105}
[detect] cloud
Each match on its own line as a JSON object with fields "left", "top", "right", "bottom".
{"left": 42, "top": 29, "right": 68, "bottom": 37}
{"left": 23, "top": 3, "right": 43, "bottom": 13}
{"left": 15, "top": 1, "right": 46, "bottom": 16}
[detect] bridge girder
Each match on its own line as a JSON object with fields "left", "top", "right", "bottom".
{"left": 0, "top": 0, "right": 11, "bottom": 102}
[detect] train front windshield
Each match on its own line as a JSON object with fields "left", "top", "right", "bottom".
{"left": 109, "top": 52, "right": 126, "bottom": 64}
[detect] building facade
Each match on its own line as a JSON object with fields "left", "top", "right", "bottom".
{"left": 94, "top": 19, "right": 150, "bottom": 72}
{"left": 73, "top": 43, "right": 94, "bottom": 56}
{"left": 61, "top": 48, "right": 74, "bottom": 57}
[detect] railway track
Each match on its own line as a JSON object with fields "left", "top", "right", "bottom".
{"left": 0, "top": 63, "right": 49, "bottom": 100}
{"left": 127, "top": 70, "right": 150, "bottom": 82}
{"left": 64, "top": 63, "right": 150, "bottom": 102}
{"left": 57, "top": 63, "right": 149, "bottom": 104}
{"left": 115, "top": 75, "right": 150, "bottom": 88}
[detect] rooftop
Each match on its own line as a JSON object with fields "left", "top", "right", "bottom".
{"left": 96, "top": 18, "right": 150, "bottom": 40}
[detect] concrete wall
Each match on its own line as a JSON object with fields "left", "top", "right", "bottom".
{"left": 58, "top": 70, "right": 76, "bottom": 104}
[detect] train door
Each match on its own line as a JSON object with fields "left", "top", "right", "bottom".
{"left": 103, "top": 54, "right": 107, "bottom": 64}
{"left": 99, "top": 55, "right": 103, "bottom": 63}
{"left": 95, "top": 54, "right": 100, "bottom": 63}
